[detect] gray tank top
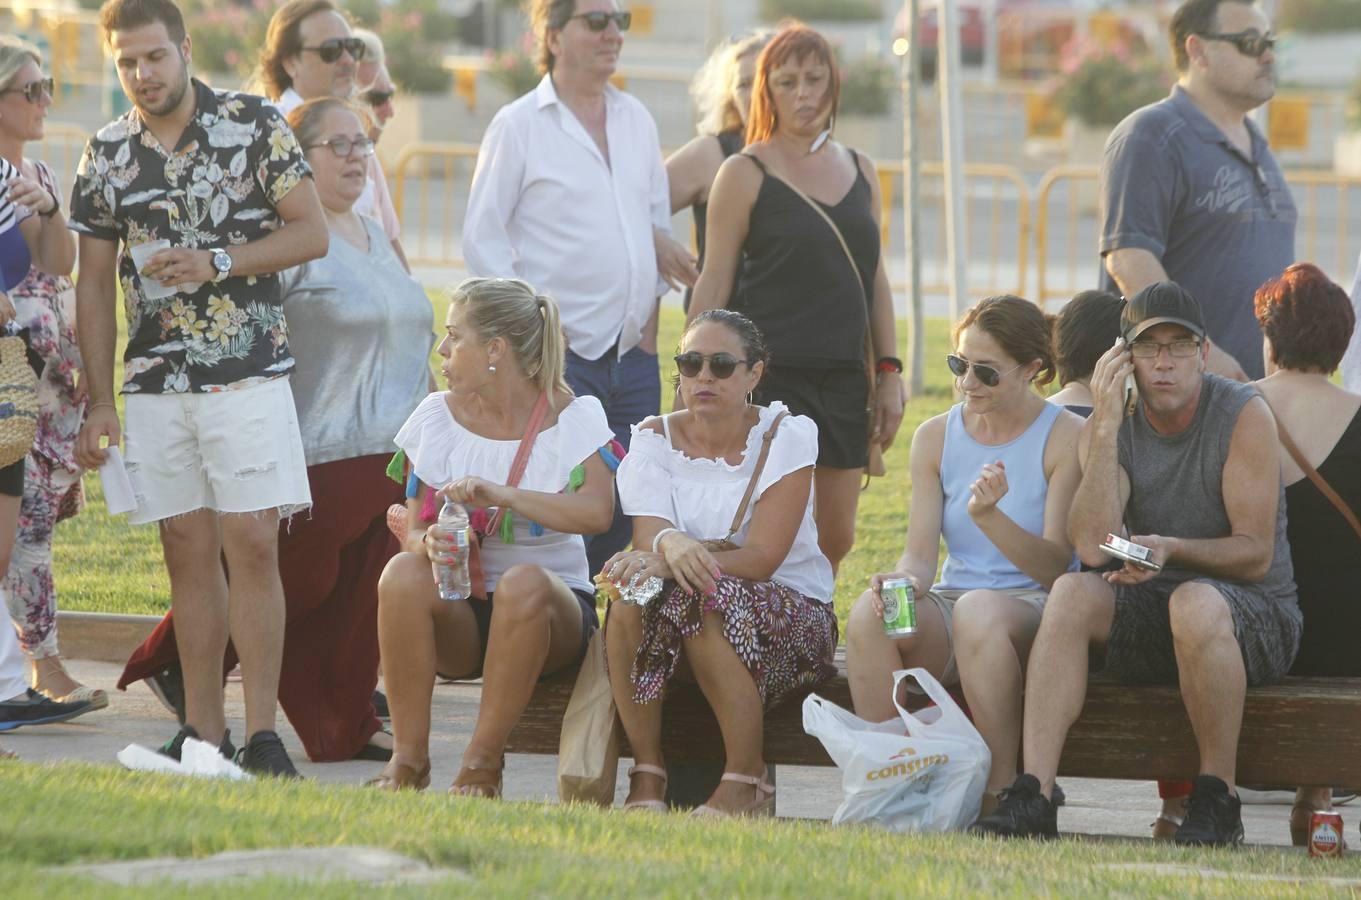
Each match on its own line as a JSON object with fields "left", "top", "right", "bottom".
{"left": 1117, "top": 375, "right": 1295, "bottom": 594}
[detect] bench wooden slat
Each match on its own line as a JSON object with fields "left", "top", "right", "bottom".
{"left": 505, "top": 667, "right": 1361, "bottom": 790}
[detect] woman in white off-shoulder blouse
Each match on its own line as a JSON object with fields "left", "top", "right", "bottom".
{"left": 367, "top": 278, "right": 616, "bottom": 798}
{"left": 603, "top": 310, "right": 837, "bottom": 817}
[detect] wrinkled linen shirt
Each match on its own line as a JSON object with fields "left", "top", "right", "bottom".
{"left": 463, "top": 74, "right": 670, "bottom": 361}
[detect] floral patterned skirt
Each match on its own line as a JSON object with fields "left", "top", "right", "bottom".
{"left": 629, "top": 575, "right": 838, "bottom": 710}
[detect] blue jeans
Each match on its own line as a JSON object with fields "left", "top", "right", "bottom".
{"left": 565, "top": 343, "right": 660, "bottom": 576}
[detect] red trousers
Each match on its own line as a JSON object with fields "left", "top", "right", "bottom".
{"left": 118, "top": 454, "right": 401, "bottom": 761}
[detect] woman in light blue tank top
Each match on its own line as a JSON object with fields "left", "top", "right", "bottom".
{"left": 846, "top": 296, "right": 1083, "bottom": 809}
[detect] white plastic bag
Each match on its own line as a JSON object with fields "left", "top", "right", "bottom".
{"left": 802, "top": 667, "right": 990, "bottom": 832}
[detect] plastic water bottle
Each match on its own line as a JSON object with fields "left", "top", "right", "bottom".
{"left": 435, "top": 499, "right": 472, "bottom": 601}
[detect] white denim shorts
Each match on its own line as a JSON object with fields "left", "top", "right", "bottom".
{"left": 901, "top": 587, "right": 1049, "bottom": 694}
{"left": 123, "top": 377, "right": 312, "bottom": 525}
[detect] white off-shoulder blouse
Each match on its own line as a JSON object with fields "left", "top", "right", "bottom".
{"left": 393, "top": 392, "right": 614, "bottom": 595}
{"left": 616, "top": 402, "right": 834, "bottom": 603}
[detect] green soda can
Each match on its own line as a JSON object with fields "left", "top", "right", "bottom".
{"left": 881, "top": 577, "right": 917, "bottom": 636}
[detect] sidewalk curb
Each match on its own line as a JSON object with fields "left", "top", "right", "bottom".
{"left": 57, "top": 611, "right": 158, "bottom": 664}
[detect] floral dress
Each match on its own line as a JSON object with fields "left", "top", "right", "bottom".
{"left": 3, "top": 160, "right": 85, "bottom": 658}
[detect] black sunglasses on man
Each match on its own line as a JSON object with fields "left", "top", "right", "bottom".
{"left": 1198, "top": 29, "right": 1275, "bottom": 58}
{"left": 569, "top": 11, "right": 631, "bottom": 32}
{"left": 301, "top": 37, "right": 366, "bottom": 64}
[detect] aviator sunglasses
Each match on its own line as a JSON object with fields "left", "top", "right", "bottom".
{"left": 569, "top": 10, "right": 632, "bottom": 32}
{"left": 2, "top": 77, "right": 54, "bottom": 104}
{"left": 1198, "top": 29, "right": 1275, "bottom": 58}
{"left": 674, "top": 351, "right": 751, "bottom": 379}
{"left": 362, "top": 88, "right": 394, "bottom": 107}
{"left": 946, "top": 354, "right": 1022, "bottom": 387}
{"left": 301, "top": 37, "right": 366, "bottom": 63}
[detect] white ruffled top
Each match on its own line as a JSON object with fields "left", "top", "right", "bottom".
{"left": 617, "top": 402, "right": 833, "bottom": 602}
{"left": 393, "top": 392, "right": 614, "bottom": 594}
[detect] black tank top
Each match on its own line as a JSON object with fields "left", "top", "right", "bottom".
{"left": 1285, "top": 407, "right": 1361, "bottom": 676}
{"left": 734, "top": 148, "right": 880, "bottom": 368}
{"left": 685, "top": 130, "right": 744, "bottom": 312}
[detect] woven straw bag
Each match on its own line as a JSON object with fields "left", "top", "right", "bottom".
{"left": 0, "top": 335, "right": 38, "bottom": 468}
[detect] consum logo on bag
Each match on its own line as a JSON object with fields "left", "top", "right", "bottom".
{"left": 866, "top": 750, "right": 950, "bottom": 782}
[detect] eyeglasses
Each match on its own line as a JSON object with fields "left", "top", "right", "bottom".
{"left": 946, "top": 354, "right": 1022, "bottom": 387}
{"left": 362, "top": 88, "right": 394, "bottom": 107}
{"left": 2, "top": 77, "right": 53, "bottom": 104}
{"left": 300, "top": 37, "right": 366, "bottom": 64}
{"left": 1198, "top": 29, "right": 1276, "bottom": 58}
{"left": 674, "top": 351, "right": 751, "bottom": 379}
{"left": 569, "top": 11, "right": 632, "bottom": 32}
{"left": 1128, "top": 338, "right": 1202, "bottom": 359}
{"left": 304, "top": 136, "right": 376, "bottom": 158}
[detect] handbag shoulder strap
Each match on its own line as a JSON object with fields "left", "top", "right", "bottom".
{"left": 1255, "top": 389, "right": 1361, "bottom": 543}
{"left": 722, "top": 410, "right": 790, "bottom": 543}
{"left": 484, "top": 391, "right": 551, "bottom": 536}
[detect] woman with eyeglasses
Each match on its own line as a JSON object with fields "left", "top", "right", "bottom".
{"left": 845, "top": 295, "right": 1082, "bottom": 814}
{"left": 602, "top": 309, "right": 836, "bottom": 816}
{"left": 117, "top": 97, "right": 433, "bottom": 764}
{"left": 685, "top": 22, "right": 906, "bottom": 575}
{"left": 0, "top": 36, "right": 100, "bottom": 719}
{"left": 666, "top": 30, "right": 770, "bottom": 312}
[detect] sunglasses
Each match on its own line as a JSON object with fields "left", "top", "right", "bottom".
{"left": 362, "top": 88, "right": 394, "bottom": 107}
{"left": 674, "top": 351, "right": 751, "bottom": 379}
{"left": 304, "top": 136, "right": 376, "bottom": 158}
{"left": 1198, "top": 29, "right": 1275, "bottom": 58}
{"left": 301, "top": 37, "right": 366, "bottom": 64}
{"left": 946, "top": 354, "right": 1022, "bottom": 387}
{"left": 569, "top": 10, "right": 632, "bottom": 32}
{"left": 2, "top": 77, "right": 54, "bottom": 104}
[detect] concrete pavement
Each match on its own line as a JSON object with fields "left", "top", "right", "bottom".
{"left": 1, "top": 659, "right": 1320, "bottom": 848}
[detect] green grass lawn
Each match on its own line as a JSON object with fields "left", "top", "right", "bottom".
{"left": 4, "top": 764, "right": 1356, "bottom": 896}
{"left": 57, "top": 299, "right": 957, "bottom": 630}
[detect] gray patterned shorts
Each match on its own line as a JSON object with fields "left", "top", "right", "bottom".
{"left": 1100, "top": 577, "right": 1303, "bottom": 686}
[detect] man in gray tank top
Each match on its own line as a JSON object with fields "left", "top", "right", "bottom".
{"left": 973, "top": 282, "right": 1301, "bottom": 846}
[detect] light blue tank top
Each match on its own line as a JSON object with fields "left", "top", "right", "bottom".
{"left": 935, "top": 401, "right": 1073, "bottom": 592}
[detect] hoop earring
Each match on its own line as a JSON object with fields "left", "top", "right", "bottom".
{"left": 746, "top": 391, "right": 754, "bottom": 406}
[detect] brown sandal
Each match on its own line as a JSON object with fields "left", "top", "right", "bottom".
{"left": 450, "top": 757, "right": 504, "bottom": 799}
{"left": 365, "top": 758, "right": 431, "bottom": 791}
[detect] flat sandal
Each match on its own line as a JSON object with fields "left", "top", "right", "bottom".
{"left": 691, "top": 771, "right": 776, "bottom": 818}
{"left": 450, "top": 757, "right": 504, "bottom": 799}
{"left": 365, "top": 758, "right": 431, "bottom": 791}
{"left": 622, "top": 763, "right": 669, "bottom": 812}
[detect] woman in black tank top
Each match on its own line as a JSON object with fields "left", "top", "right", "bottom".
{"left": 667, "top": 32, "right": 770, "bottom": 310}
{"left": 684, "top": 23, "right": 906, "bottom": 572}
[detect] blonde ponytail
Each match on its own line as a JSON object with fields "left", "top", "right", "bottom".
{"left": 450, "top": 277, "right": 573, "bottom": 397}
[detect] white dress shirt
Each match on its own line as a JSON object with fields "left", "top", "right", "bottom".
{"left": 275, "top": 88, "right": 400, "bottom": 241}
{"left": 464, "top": 74, "right": 671, "bottom": 361}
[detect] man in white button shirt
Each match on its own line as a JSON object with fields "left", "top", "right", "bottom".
{"left": 465, "top": 0, "right": 695, "bottom": 573}
{"left": 255, "top": 0, "right": 409, "bottom": 271}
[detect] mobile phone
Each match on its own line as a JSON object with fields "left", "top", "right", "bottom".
{"left": 1120, "top": 339, "right": 1137, "bottom": 416}
{"left": 1099, "top": 533, "right": 1161, "bottom": 572}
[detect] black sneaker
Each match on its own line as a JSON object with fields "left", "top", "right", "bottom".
{"left": 236, "top": 730, "right": 300, "bottom": 779}
{"left": 1051, "top": 781, "right": 1066, "bottom": 807}
{"left": 145, "top": 663, "right": 187, "bottom": 724}
{"left": 0, "top": 688, "right": 95, "bottom": 731}
{"left": 1174, "top": 775, "right": 1244, "bottom": 847}
{"left": 158, "top": 724, "right": 234, "bottom": 762}
{"left": 372, "top": 689, "right": 389, "bottom": 720}
{"left": 969, "top": 774, "right": 1059, "bottom": 839}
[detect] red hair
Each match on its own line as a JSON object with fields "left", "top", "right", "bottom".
{"left": 1254, "top": 263, "right": 1355, "bottom": 373}
{"left": 745, "top": 21, "right": 840, "bottom": 146}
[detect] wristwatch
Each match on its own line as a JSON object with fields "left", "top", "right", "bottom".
{"left": 210, "top": 248, "right": 233, "bottom": 283}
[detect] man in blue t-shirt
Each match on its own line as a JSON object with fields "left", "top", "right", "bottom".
{"left": 1097, "top": 0, "right": 1295, "bottom": 381}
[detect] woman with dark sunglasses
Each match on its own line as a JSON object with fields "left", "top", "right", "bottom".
{"left": 0, "top": 36, "right": 101, "bottom": 722}
{"left": 601, "top": 309, "right": 837, "bottom": 816}
{"left": 685, "top": 23, "right": 906, "bottom": 576}
{"left": 846, "top": 295, "right": 1083, "bottom": 815}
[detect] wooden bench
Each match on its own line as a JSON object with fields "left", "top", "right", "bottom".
{"left": 507, "top": 653, "right": 1361, "bottom": 790}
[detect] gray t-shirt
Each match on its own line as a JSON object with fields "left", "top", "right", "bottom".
{"left": 280, "top": 216, "right": 434, "bottom": 466}
{"left": 1099, "top": 86, "right": 1297, "bottom": 380}
{"left": 1117, "top": 374, "right": 1295, "bottom": 599}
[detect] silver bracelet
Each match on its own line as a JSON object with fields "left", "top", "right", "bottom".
{"left": 651, "top": 527, "right": 680, "bottom": 553}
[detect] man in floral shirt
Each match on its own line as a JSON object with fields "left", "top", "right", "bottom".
{"left": 71, "top": 0, "right": 328, "bottom": 777}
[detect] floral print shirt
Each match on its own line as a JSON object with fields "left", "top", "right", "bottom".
{"left": 68, "top": 79, "right": 312, "bottom": 394}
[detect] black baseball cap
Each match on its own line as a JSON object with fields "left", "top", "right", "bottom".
{"left": 1121, "top": 282, "right": 1206, "bottom": 343}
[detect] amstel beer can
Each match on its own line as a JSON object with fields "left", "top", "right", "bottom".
{"left": 1309, "top": 812, "right": 1345, "bottom": 858}
{"left": 881, "top": 578, "right": 917, "bottom": 636}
